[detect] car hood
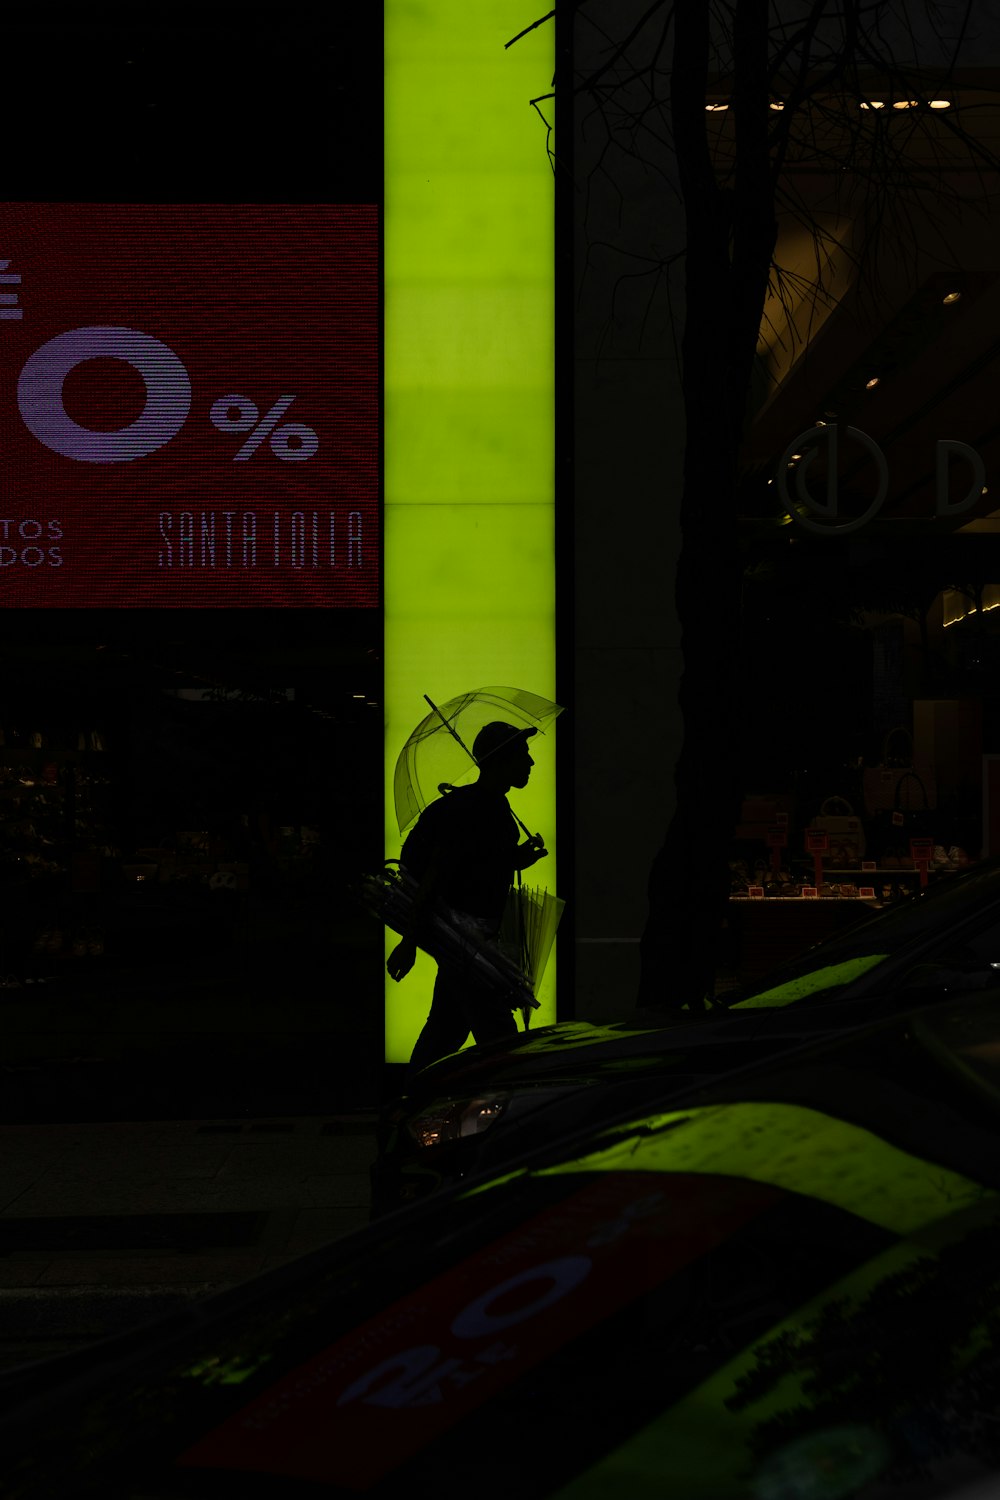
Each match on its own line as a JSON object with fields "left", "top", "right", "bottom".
{"left": 9, "top": 998, "right": 1000, "bottom": 1500}
{"left": 404, "top": 1004, "right": 877, "bottom": 1100}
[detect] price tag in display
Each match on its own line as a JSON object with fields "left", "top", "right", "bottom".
{"left": 859, "top": 887, "right": 876, "bottom": 900}
{"left": 748, "top": 886, "right": 765, "bottom": 899}
{"left": 910, "top": 836, "right": 934, "bottom": 888}
{"left": 862, "top": 861, "right": 876, "bottom": 872}
{"left": 805, "top": 831, "right": 829, "bottom": 853}
{"left": 801, "top": 886, "right": 819, "bottom": 899}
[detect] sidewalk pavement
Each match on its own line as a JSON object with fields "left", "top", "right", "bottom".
{"left": 0, "top": 1113, "right": 379, "bottom": 1369}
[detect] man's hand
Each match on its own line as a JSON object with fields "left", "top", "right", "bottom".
{"left": 387, "top": 935, "right": 417, "bottom": 982}
{"left": 516, "top": 834, "right": 548, "bottom": 871}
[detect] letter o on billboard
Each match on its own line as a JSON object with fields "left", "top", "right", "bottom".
{"left": 17, "top": 326, "right": 192, "bottom": 463}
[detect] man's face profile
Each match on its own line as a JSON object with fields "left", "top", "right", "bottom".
{"left": 505, "top": 746, "right": 534, "bottom": 789}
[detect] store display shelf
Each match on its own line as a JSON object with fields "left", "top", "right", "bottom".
{"left": 730, "top": 894, "right": 880, "bottom": 902}
{"left": 0, "top": 748, "right": 100, "bottom": 762}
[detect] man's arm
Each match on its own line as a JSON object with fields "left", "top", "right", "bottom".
{"left": 513, "top": 834, "right": 548, "bottom": 872}
{"left": 386, "top": 848, "right": 443, "bottom": 982}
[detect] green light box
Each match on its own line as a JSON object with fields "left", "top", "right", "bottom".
{"left": 384, "top": 2, "right": 556, "bottom": 1063}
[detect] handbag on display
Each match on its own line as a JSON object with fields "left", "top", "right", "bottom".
{"left": 806, "top": 796, "right": 866, "bottom": 866}
{"left": 873, "top": 770, "right": 935, "bottom": 859}
{"left": 863, "top": 727, "right": 937, "bottom": 815}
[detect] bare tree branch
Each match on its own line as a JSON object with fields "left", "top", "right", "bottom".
{"left": 505, "top": 11, "right": 556, "bottom": 50}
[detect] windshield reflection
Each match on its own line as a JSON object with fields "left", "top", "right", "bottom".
{"left": 732, "top": 861, "right": 1000, "bottom": 1009}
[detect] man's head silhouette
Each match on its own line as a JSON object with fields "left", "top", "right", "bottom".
{"left": 473, "top": 721, "right": 537, "bottom": 792}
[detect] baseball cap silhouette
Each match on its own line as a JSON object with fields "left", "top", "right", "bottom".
{"left": 472, "top": 721, "right": 537, "bottom": 765}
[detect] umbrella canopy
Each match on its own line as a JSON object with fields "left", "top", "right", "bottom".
{"left": 393, "top": 686, "right": 562, "bottom": 835}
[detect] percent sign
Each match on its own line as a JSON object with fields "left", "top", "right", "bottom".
{"left": 210, "top": 393, "right": 319, "bottom": 462}
{"left": 16, "top": 326, "right": 320, "bottom": 464}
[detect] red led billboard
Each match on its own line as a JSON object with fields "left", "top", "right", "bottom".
{"left": 0, "top": 203, "right": 378, "bottom": 608}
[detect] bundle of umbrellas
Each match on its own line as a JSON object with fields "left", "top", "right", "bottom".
{"left": 497, "top": 883, "right": 565, "bottom": 996}
{"left": 360, "top": 863, "right": 540, "bottom": 1022}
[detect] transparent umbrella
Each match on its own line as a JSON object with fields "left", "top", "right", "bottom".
{"left": 393, "top": 686, "right": 563, "bottom": 836}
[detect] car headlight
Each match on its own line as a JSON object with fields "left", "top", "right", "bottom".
{"left": 406, "top": 1094, "right": 508, "bottom": 1149}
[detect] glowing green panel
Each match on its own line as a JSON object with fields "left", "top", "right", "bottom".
{"left": 386, "top": 391, "right": 549, "bottom": 504}
{"left": 386, "top": 504, "right": 554, "bottom": 618}
{"left": 389, "top": 288, "right": 551, "bottom": 388}
{"left": 384, "top": 2, "right": 555, "bottom": 1063}
{"left": 386, "top": 175, "right": 551, "bottom": 282}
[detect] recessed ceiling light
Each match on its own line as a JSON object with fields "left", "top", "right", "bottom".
{"left": 705, "top": 102, "right": 729, "bottom": 111}
{"left": 893, "top": 99, "right": 919, "bottom": 109}
{"left": 929, "top": 99, "right": 951, "bottom": 109}
{"left": 865, "top": 376, "right": 880, "bottom": 389}
{"left": 942, "top": 290, "right": 962, "bottom": 304}
{"left": 861, "top": 100, "right": 886, "bottom": 109}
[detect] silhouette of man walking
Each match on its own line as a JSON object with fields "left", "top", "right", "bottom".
{"left": 387, "top": 721, "right": 548, "bottom": 1078}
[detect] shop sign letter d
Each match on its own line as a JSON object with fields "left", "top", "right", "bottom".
{"left": 935, "top": 440, "right": 985, "bottom": 518}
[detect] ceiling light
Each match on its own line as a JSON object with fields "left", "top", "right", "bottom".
{"left": 705, "top": 102, "right": 729, "bottom": 111}
{"left": 929, "top": 99, "right": 951, "bottom": 109}
{"left": 861, "top": 100, "right": 886, "bottom": 109}
{"left": 893, "top": 100, "right": 919, "bottom": 109}
{"left": 769, "top": 101, "right": 785, "bottom": 110}
{"left": 942, "top": 290, "right": 962, "bottom": 304}
{"left": 865, "top": 376, "right": 880, "bottom": 390}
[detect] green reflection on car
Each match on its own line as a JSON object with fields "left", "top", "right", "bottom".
{"left": 730, "top": 954, "right": 890, "bottom": 1009}
{"left": 553, "top": 1199, "right": 1000, "bottom": 1499}
{"left": 512, "top": 1025, "right": 668, "bottom": 1054}
{"left": 536, "top": 1100, "right": 994, "bottom": 1234}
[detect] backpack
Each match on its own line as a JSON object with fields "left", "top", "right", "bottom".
{"left": 399, "top": 794, "right": 455, "bottom": 881}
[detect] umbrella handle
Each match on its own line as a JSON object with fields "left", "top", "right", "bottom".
{"left": 515, "top": 814, "right": 545, "bottom": 845}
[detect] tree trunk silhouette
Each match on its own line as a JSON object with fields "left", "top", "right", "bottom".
{"left": 638, "top": 0, "right": 776, "bottom": 1007}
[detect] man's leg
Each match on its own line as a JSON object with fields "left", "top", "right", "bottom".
{"left": 406, "top": 966, "right": 471, "bottom": 1079}
{"left": 406, "top": 963, "right": 519, "bottom": 1080}
{"left": 463, "top": 981, "right": 519, "bottom": 1049}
